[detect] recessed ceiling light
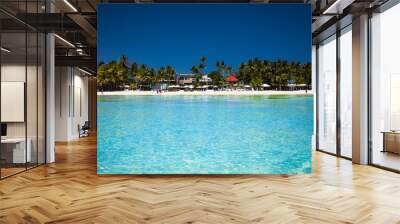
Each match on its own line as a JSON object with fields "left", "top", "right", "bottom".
{"left": 322, "top": 0, "right": 354, "bottom": 15}
{"left": 1, "top": 47, "right": 11, "bottom": 53}
{"left": 54, "top": 34, "right": 75, "bottom": 48}
{"left": 63, "top": 0, "right": 78, "bottom": 12}
{"left": 78, "top": 67, "right": 92, "bottom": 76}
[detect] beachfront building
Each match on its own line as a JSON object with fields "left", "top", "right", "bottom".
{"left": 262, "top": 83, "right": 272, "bottom": 90}
{"left": 286, "top": 83, "right": 308, "bottom": 91}
{"left": 153, "top": 83, "right": 168, "bottom": 91}
{"left": 199, "top": 75, "right": 212, "bottom": 84}
{"left": 176, "top": 73, "right": 196, "bottom": 85}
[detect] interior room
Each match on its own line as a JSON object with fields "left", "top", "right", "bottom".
{"left": 0, "top": 0, "right": 400, "bottom": 223}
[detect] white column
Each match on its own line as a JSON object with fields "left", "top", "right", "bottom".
{"left": 46, "top": 32, "right": 55, "bottom": 163}
{"left": 352, "top": 14, "right": 369, "bottom": 164}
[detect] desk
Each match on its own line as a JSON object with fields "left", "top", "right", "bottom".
{"left": 381, "top": 131, "right": 400, "bottom": 154}
{"left": 1, "top": 138, "right": 31, "bottom": 163}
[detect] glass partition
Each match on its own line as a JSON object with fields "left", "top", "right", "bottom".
{"left": 370, "top": 3, "right": 400, "bottom": 171}
{"left": 0, "top": 1, "right": 46, "bottom": 179}
{"left": 317, "top": 35, "right": 337, "bottom": 154}
{"left": 1, "top": 30, "right": 28, "bottom": 177}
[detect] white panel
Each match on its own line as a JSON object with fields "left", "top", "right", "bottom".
{"left": 1, "top": 82, "right": 25, "bottom": 122}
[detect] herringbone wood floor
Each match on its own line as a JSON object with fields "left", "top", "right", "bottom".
{"left": 1, "top": 135, "right": 400, "bottom": 224}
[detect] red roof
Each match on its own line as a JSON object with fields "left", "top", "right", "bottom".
{"left": 226, "top": 75, "right": 238, "bottom": 82}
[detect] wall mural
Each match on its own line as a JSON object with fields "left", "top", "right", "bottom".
{"left": 97, "top": 4, "right": 312, "bottom": 174}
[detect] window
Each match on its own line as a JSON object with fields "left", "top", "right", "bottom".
{"left": 317, "top": 35, "right": 337, "bottom": 154}
{"left": 339, "top": 26, "right": 352, "bottom": 158}
{"left": 370, "top": 3, "right": 400, "bottom": 171}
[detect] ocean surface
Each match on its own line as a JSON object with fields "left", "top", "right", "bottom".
{"left": 97, "top": 95, "right": 313, "bottom": 174}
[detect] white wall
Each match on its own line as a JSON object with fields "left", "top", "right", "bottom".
{"left": 1, "top": 64, "right": 39, "bottom": 137}
{"left": 1, "top": 64, "right": 26, "bottom": 140}
{"left": 1, "top": 64, "right": 25, "bottom": 81}
{"left": 71, "top": 72, "right": 89, "bottom": 138}
{"left": 55, "top": 66, "right": 70, "bottom": 141}
{"left": 55, "top": 67, "right": 89, "bottom": 141}
{"left": 1, "top": 62, "right": 46, "bottom": 164}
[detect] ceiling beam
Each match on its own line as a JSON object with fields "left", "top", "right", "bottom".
{"left": 55, "top": 55, "right": 97, "bottom": 71}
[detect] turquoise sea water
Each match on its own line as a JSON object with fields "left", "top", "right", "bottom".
{"left": 97, "top": 95, "right": 313, "bottom": 174}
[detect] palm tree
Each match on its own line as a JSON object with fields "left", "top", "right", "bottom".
{"left": 191, "top": 65, "right": 199, "bottom": 75}
{"left": 135, "top": 64, "right": 148, "bottom": 89}
{"left": 96, "top": 55, "right": 312, "bottom": 91}
{"left": 200, "top": 56, "right": 207, "bottom": 64}
{"left": 216, "top": 60, "right": 231, "bottom": 77}
{"left": 225, "top": 65, "right": 232, "bottom": 75}
{"left": 216, "top": 60, "right": 224, "bottom": 71}
{"left": 119, "top": 55, "right": 129, "bottom": 68}
{"left": 191, "top": 56, "right": 208, "bottom": 87}
{"left": 272, "top": 73, "right": 289, "bottom": 90}
{"left": 263, "top": 60, "right": 273, "bottom": 84}
{"left": 238, "top": 62, "right": 251, "bottom": 84}
{"left": 208, "top": 70, "right": 225, "bottom": 88}
{"left": 130, "top": 62, "right": 139, "bottom": 85}
{"left": 157, "top": 67, "right": 166, "bottom": 83}
{"left": 250, "top": 77, "right": 263, "bottom": 90}
{"left": 97, "top": 63, "right": 108, "bottom": 91}
{"left": 199, "top": 56, "right": 207, "bottom": 75}
{"left": 165, "top": 65, "right": 176, "bottom": 83}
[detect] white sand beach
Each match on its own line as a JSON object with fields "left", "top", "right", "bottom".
{"left": 97, "top": 90, "right": 313, "bottom": 96}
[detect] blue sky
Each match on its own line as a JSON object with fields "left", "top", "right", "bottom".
{"left": 98, "top": 4, "right": 311, "bottom": 74}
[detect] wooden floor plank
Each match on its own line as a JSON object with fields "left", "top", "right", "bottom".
{"left": 1, "top": 135, "right": 400, "bottom": 223}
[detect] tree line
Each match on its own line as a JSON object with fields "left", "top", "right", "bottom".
{"left": 97, "top": 55, "right": 311, "bottom": 91}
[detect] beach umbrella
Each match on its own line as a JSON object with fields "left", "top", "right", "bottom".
{"left": 226, "top": 75, "right": 238, "bottom": 83}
